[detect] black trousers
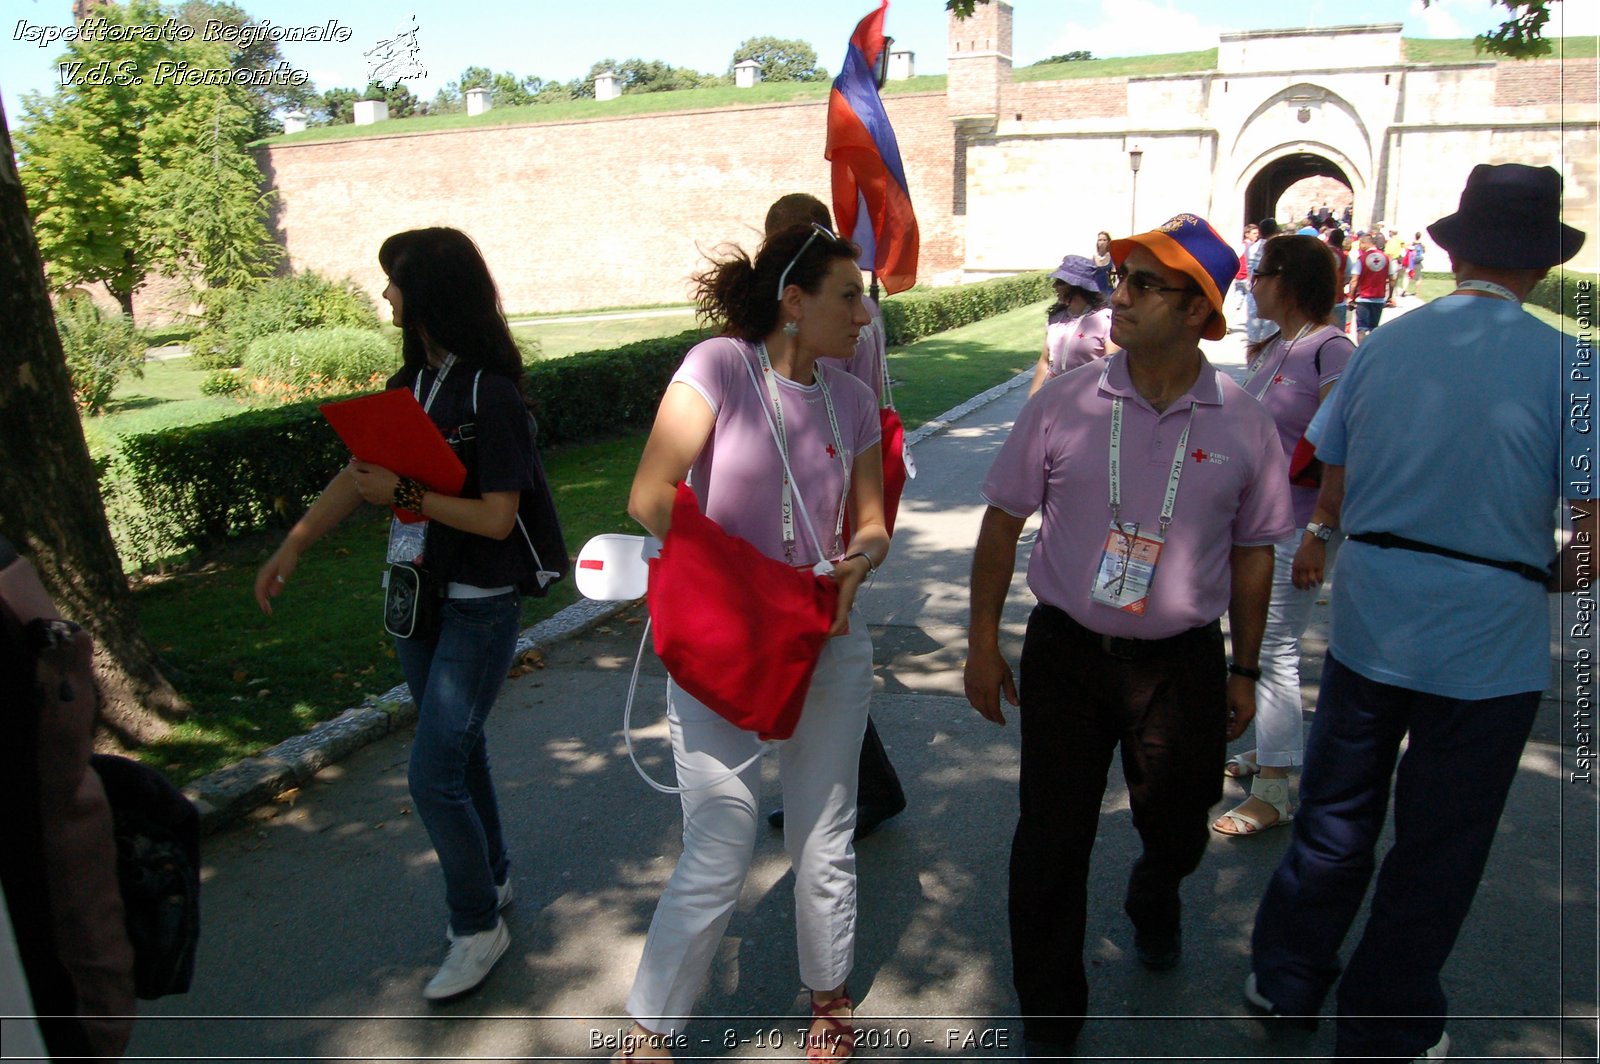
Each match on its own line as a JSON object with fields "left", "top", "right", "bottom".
{"left": 857, "top": 715, "right": 905, "bottom": 812}
{"left": 1009, "top": 604, "right": 1227, "bottom": 1044}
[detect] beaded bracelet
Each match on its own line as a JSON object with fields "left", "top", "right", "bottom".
{"left": 393, "top": 477, "right": 426, "bottom": 513}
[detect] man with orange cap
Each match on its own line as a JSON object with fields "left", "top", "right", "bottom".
{"left": 965, "top": 214, "right": 1293, "bottom": 1053}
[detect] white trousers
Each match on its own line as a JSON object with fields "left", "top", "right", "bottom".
{"left": 1254, "top": 529, "right": 1340, "bottom": 768}
{"left": 626, "top": 627, "right": 873, "bottom": 1036}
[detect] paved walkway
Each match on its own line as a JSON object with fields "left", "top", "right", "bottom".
{"left": 132, "top": 303, "right": 1597, "bottom": 1062}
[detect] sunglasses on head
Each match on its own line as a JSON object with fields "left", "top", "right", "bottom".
{"left": 775, "top": 222, "right": 843, "bottom": 301}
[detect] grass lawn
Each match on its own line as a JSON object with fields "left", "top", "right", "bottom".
{"left": 513, "top": 309, "right": 699, "bottom": 360}
{"left": 84, "top": 358, "right": 255, "bottom": 458}
{"left": 259, "top": 76, "right": 947, "bottom": 147}
{"left": 128, "top": 300, "right": 1047, "bottom": 784}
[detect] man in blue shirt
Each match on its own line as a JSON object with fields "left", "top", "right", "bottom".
{"left": 1245, "top": 163, "right": 1593, "bottom": 1061}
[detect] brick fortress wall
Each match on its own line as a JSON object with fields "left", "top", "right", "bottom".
{"left": 255, "top": 93, "right": 959, "bottom": 317}
{"left": 222, "top": 52, "right": 1589, "bottom": 323}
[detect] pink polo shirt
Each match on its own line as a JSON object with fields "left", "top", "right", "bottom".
{"left": 982, "top": 353, "right": 1293, "bottom": 639}
{"left": 1045, "top": 305, "right": 1113, "bottom": 377}
{"left": 673, "top": 336, "right": 881, "bottom": 565}
{"left": 1243, "top": 324, "right": 1352, "bottom": 527}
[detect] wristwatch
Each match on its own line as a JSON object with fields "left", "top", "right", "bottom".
{"left": 1305, "top": 522, "right": 1335, "bottom": 542}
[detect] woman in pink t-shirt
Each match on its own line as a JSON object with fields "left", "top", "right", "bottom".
{"left": 1026, "top": 254, "right": 1116, "bottom": 398}
{"left": 617, "top": 223, "right": 889, "bottom": 1062}
{"left": 1214, "top": 234, "right": 1353, "bottom": 837}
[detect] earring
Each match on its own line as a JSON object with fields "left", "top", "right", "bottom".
{"left": 783, "top": 320, "right": 799, "bottom": 337}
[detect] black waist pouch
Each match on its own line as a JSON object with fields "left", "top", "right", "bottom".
{"left": 384, "top": 562, "right": 443, "bottom": 639}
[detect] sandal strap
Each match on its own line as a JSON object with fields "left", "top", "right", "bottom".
{"left": 810, "top": 994, "right": 859, "bottom": 1050}
{"left": 1249, "top": 775, "right": 1292, "bottom": 812}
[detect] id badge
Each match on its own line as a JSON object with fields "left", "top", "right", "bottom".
{"left": 387, "top": 517, "right": 429, "bottom": 565}
{"left": 1089, "top": 521, "right": 1163, "bottom": 615}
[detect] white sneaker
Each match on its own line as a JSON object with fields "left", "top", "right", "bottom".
{"left": 443, "top": 880, "right": 514, "bottom": 939}
{"left": 423, "top": 918, "right": 509, "bottom": 1001}
{"left": 1414, "top": 1032, "right": 1450, "bottom": 1060}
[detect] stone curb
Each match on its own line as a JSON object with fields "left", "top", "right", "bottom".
{"left": 182, "top": 597, "right": 637, "bottom": 834}
{"left": 180, "top": 374, "right": 1030, "bottom": 836}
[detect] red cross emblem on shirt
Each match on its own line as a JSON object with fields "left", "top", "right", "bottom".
{"left": 1272, "top": 374, "right": 1287, "bottom": 385}
{"left": 826, "top": 444, "right": 838, "bottom": 459}
{"left": 1192, "top": 448, "right": 1209, "bottom": 463}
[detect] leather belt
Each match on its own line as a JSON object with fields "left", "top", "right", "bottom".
{"left": 1044, "top": 604, "right": 1221, "bottom": 661}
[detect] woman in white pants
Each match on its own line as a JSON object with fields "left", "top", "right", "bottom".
{"left": 1214, "top": 235, "right": 1354, "bottom": 835}
{"left": 618, "top": 221, "right": 889, "bottom": 1061}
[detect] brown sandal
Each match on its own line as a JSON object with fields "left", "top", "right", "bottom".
{"left": 807, "top": 993, "right": 859, "bottom": 1062}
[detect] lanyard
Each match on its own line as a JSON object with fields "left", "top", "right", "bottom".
{"left": 1243, "top": 322, "right": 1313, "bottom": 401}
{"left": 1454, "top": 280, "right": 1521, "bottom": 303}
{"left": 755, "top": 343, "right": 849, "bottom": 557}
{"left": 1109, "top": 396, "right": 1197, "bottom": 534}
{"left": 413, "top": 352, "right": 457, "bottom": 413}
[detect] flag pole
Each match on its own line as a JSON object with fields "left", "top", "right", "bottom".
{"left": 870, "top": 270, "right": 881, "bottom": 302}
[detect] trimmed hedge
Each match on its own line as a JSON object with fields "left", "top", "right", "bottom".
{"left": 106, "top": 274, "right": 1051, "bottom": 566}
{"left": 1528, "top": 269, "right": 1597, "bottom": 321}
{"left": 113, "top": 397, "right": 357, "bottom": 567}
{"left": 882, "top": 272, "right": 1050, "bottom": 346}
{"left": 524, "top": 328, "right": 710, "bottom": 447}
{"left": 108, "top": 329, "right": 711, "bottom": 564}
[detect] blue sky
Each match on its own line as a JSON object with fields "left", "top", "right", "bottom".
{"left": 2, "top": 0, "right": 1595, "bottom": 109}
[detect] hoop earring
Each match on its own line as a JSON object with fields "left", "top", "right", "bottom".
{"left": 783, "top": 320, "right": 799, "bottom": 337}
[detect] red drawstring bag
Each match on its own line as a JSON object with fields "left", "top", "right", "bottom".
{"left": 1287, "top": 434, "right": 1322, "bottom": 488}
{"left": 879, "top": 407, "right": 908, "bottom": 534}
{"left": 647, "top": 482, "right": 839, "bottom": 740}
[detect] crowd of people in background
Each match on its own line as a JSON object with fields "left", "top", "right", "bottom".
{"left": 1222, "top": 207, "right": 1431, "bottom": 344}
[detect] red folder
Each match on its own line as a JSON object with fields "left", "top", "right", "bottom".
{"left": 320, "top": 389, "right": 466, "bottom": 523}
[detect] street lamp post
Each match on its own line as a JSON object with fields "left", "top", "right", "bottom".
{"left": 1128, "top": 147, "right": 1144, "bottom": 233}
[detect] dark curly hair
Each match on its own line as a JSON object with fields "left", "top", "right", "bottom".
{"left": 692, "top": 224, "right": 861, "bottom": 341}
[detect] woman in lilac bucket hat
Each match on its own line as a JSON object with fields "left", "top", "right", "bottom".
{"left": 1027, "top": 253, "right": 1118, "bottom": 398}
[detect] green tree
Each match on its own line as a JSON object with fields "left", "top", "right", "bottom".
{"left": 433, "top": 67, "right": 548, "bottom": 113}
{"left": 1, "top": 96, "right": 189, "bottom": 746}
{"left": 139, "top": 93, "right": 282, "bottom": 290}
{"left": 176, "top": 0, "right": 319, "bottom": 139}
{"left": 315, "top": 86, "right": 362, "bottom": 124}
{"left": 373, "top": 80, "right": 423, "bottom": 118}
{"left": 318, "top": 81, "right": 423, "bottom": 122}
{"left": 583, "top": 57, "right": 718, "bottom": 95}
{"left": 1033, "top": 51, "right": 1094, "bottom": 65}
{"left": 730, "top": 37, "right": 827, "bottom": 82}
{"left": 16, "top": 0, "right": 279, "bottom": 314}
{"left": 1420, "top": 0, "right": 1565, "bottom": 57}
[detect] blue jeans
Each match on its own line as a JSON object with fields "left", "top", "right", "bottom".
{"left": 1251, "top": 653, "right": 1538, "bottom": 1059}
{"left": 394, "top": 592, "right": 521, "bottom": 936}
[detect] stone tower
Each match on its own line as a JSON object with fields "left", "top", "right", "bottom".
{"left": 947, "top": 0, "right": 1013, "bottom": 132}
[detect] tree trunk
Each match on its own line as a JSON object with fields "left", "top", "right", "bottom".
{"left": 110, "top": 283, "right": 135, "bottom": 319}
{"left": 0, "top": 97, "right": 187, "bottom": 747}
